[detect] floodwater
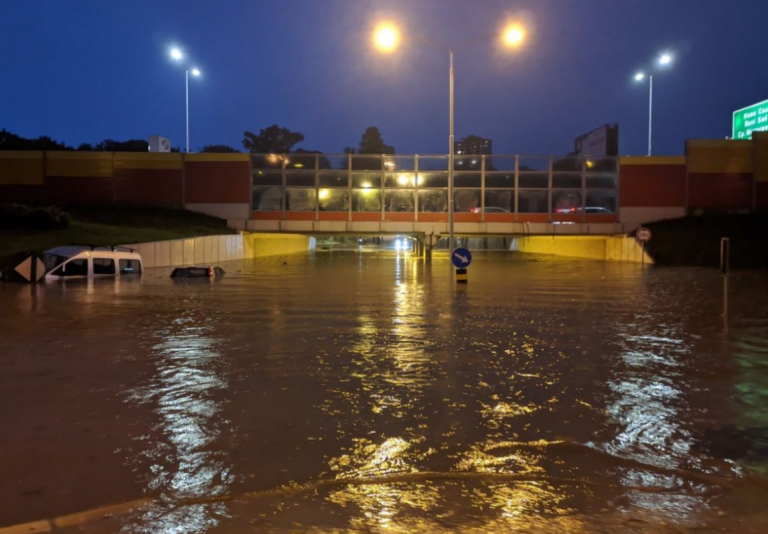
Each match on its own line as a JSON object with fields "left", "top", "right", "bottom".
{"left": 2, "top": 251, "right": 768, "bottom": 533}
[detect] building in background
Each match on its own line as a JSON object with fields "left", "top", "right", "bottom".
{"left": 455, "top": 135, "right": 492, "bottom": 171}
{"left": 454, "top": 135, "right": 493, "bottom": 156}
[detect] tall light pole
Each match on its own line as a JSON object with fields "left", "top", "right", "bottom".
{"left": 373, "top": 22, "right": 525, "bottom": 256}
{"left": 170, "top": 48, "right": 201, "bottom": 153}
{"left": 634, "top": 52, "right": 672, "bottom": 156}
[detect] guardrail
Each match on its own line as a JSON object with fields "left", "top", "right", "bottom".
{"left": 251, "top": 154, "right": 619, "bottom": 223}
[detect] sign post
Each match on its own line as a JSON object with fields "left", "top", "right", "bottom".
{"left": 424, "top": 233, "right": 440, "bottom": 262}
{"left": 451, "top": 247, "right": 472, "bottom": 284}
{"left": 636, "top": 227, "right": 652, "bottom": 269}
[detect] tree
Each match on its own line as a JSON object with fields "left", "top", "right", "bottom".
{"left": 201, "top": 144, "right": 240, "bottom": 153}
{"left": 0, "top": 129, "right": 71, "bottom": 150}
{"left": 347, "top": 127, "right": 394, "bottom": 170}
{"left": 293, "top": 148, "right": 331, "bottom": 169}
{"left": 242, "top": 125, "right": 304, "bottom": 153}
{"left": 76, "top": 143, "right": 94, "bottom": 151}
{"left": 95, "top": 139, "right": 148, "bottom": 152}
{"left": 357, "top": 126, "right": 395, "bottom": 155}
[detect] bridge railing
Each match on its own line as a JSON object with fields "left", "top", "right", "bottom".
{"left": 251, "top": 154, "right": 619, "bottom": 223}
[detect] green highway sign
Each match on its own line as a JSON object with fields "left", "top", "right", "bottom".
{"left": 733, "top": 98, "right": 768, "bottom": 140}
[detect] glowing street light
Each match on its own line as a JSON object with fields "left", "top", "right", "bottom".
{"left": 170, "top": 47, "right": 202, "bottom": 153}
{"left": 502, "top": 25, "right": 525, "bottom": 48}
{"left": 373, "top": 20, "right": 527, "bottom": 259}
{"left": 634, "top": 52, "right": 675, "bottom": 156}
{"left": 373, "top": 23, "right": 400, "bottom": 53}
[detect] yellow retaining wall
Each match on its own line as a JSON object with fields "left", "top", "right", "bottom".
{"left": 122, "top": 233, "right": 314, "bottom": 269}
{"left": 514, "top": 235, "right": 652, "bottom": 264}
{"left": 243, "top": 233, "right": 314, "bottom": 258}
{"left": 0, "top": 151, "right": 45, "bottom": 185}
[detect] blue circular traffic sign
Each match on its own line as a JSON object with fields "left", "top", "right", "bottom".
{"left": 451, "top": 247, "right": 472, "bottom": 268}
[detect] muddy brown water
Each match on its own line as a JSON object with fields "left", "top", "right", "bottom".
{"left": 1, "top": 251, "right": 768, "bottom": 532}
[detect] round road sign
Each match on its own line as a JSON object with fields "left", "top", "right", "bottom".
{"left": 636, "top": 227, "right": 652, "bottom": 242}
{"left": 451, "top": 247, "right": 472, "bottom": 268}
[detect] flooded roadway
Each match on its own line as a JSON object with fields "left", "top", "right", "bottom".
{"left": 1, "top": 251, "right": 768, "bottom": 533}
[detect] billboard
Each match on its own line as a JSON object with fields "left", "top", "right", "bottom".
{"left": 573, "top": 124, "right": 619, "bottom": 156}
{"left": 733, "top": 99, "right": 768, "bottom": 140}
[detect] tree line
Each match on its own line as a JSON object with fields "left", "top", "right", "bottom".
{"left": 0, "top": 125, "right": 396, "bottom": 155}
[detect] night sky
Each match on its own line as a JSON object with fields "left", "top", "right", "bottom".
{"left": 2, "top": 0, "right": 767, "bottom": 156}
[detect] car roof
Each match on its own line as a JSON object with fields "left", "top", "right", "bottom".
{"left": 46, "top": 245, "right": 92, "bottom": 257}
{"left": 45, "top": 246, "right": 141, "bottom": 259}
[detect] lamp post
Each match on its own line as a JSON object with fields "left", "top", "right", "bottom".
{"left": 634, "top": 53, "right": 672, "bottom": 156}
{"left": 373, "top": 23, "right": 525, "bottom": 257}
{"left": 170, "top": 48, "right": 201, "bottom": 153}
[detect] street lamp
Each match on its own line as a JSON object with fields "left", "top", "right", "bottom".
{"left": 634, "top": 52, "right": 673, "bottom": 156}
{"left": 170, "top": 48, "right": 201, "bottom": 153}
{"left": 373, "top": 22, "right": 526, "bottom": 257}
{"left": 373, "top": 22, "right": 400, "bottom": 52}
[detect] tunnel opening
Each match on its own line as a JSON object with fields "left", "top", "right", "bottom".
{"left": 312, "top": 235, "right": 516, "bottom": 254}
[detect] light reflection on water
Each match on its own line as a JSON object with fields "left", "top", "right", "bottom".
{"left": 123, "top": 314, "right": 233, "bottom": 532}
{"left": 2, "top": 252, "right": 768, "bottom": 532}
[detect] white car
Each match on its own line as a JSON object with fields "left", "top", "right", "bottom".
{"left": 44, "top": 245, "right": 143, "bottom": 281}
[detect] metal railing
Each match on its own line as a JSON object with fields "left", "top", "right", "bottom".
{"left": 251, "top": 154, "right": 619, "bottom": 222}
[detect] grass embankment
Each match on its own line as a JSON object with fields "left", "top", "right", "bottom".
{"left": 644, "top": 214, "right": 768, "bottom": 268}
{"left": 0, "top": 207, "right": 236, "bottom": 266}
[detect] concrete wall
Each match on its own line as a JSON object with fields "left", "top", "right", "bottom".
{"left": 605, "top": 235, "right": 653, "bottom": 263}
{"left": 686, "top": 139, "right": 754, "bottom": 211}
{"left": 619, "top": 156, "right": 686, "bottom": 231}
{"left": 122, "top": 233, "right": 314, "bottom": 269}
{"left": 513, "top": 235, "right": 652, "bottom": 264}
{"left": 0, "top": 151, "right": 251, "bottom": 212}
{"left": 620, "top": 207, "right": 686, "bottom": 232}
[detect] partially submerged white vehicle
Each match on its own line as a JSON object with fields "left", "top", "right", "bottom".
{"left": 44, "top": 245, "right": 143, "bottom": 281}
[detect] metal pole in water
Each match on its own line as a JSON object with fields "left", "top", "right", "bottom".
{"left": 720, "top": 237, "right": 730, "bottom": 275}
{"left": 448, "top": 50, "right": 455, "bottom": 261}
{"left": 723, "top": 275, "right": 729, "bottom": 333}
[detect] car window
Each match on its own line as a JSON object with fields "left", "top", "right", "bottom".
{"left": 93, "top": 258, "right": 116, "bottom": 275}
{"left": 119, "top": 259, "right": 142, "bottom": 274}
{"left": 51, "top": 258, "right": 88, "bottom": 277}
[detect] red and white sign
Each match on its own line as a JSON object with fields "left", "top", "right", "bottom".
{"left": 636, "top": 227, "right": 652, "bottom": 242}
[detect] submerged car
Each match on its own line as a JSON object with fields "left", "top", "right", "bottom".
{"left": 170, "top": 266, "right": 225, "bottom": 279}
{"left": 2, "top": 245, "right": 142, "bottom": 283}
{"left": 44, "top": 245, "right": 143, "bottom": 281}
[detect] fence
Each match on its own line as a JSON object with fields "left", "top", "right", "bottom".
{"left": 251, "top": 154, "right": 620, "bottom": 224}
